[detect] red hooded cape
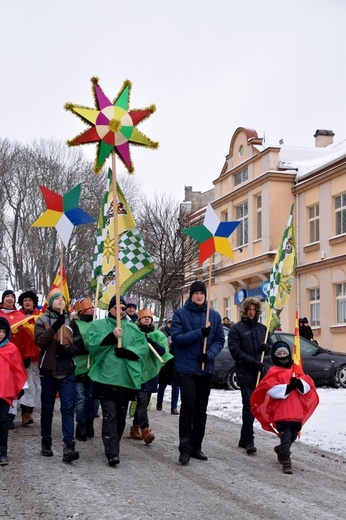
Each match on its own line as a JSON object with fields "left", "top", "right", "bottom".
{"left": 250, "top": 363, "right": 319, "bottom": 437}
{"left": 0, "top": 341, "right": 27, "bottom": 406}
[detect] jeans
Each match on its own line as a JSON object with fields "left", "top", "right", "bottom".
{"left": 75, "top": 381, "right": 99, "bottom": 424}
{"left": 240, "top": 386, "right": 255, "bottom": 443}
{"left": 276, "top": 421, "right": 301, "bottom": 459}
{"left": 157, "top": 381, "right": 180, "bottom": 409}
{"left": 100, "top": 397, "right": 129, "bottom": 459}
{"left": 0, "top": 399, "right": 10, "bottom": 455}
{"left": 40, "top": 374, "right": 76, "bottom": 443}
{"left": 174, "top": 373, "right": 212, "bottom": 454}
{"left": 133, "top": 391, "right": 151, "bottom": 429}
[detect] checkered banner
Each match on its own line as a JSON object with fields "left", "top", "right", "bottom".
{"left": 265, "top": 204, "right": 297, "bottom": 333}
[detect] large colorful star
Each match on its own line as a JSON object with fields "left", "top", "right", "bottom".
{"left": 65, "top": 78, "right": 158, "bottom": 174}
{"left": 182, "top": 204, "right": 240, "bottom": 264}
{"left": 32, "top": 184, "right": 95, "bottom": 246}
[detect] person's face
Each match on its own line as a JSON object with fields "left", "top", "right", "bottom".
{"left": 126, "top": 306, "right": 136, "bottom": 316}
{"left": 0, "top": 329, "right": 6, "bottom": 342}
{"left": 109, "top": 304, "right": 127, "bottom": 319}
{"left": 166, "top": 321, "right": 172, "bottom": 329}
{"left": 191, "top": 291, "right": 205, "bottom": 305}
{"left": 139, "top": 316, "right": 152, "bottom": 326}
{"left": 22, "top": 297, "right": 34, "bottom": 312}
{"left": 223, "top": 318, "right": 230, "bottom": 325}
{"left": 52, "top": 297, "right": 65, "bottom": 312}
{"left": 3, "top": 294, "right": 15, "bottom": 310}
{"left": 246, "top": 305, "right": 256, "bottom": 320}
{"left": 83, "top": 307, "right": 94, "bottom": 316}
{"left": 277, "top": 350, "right": 288, "bottom": 358}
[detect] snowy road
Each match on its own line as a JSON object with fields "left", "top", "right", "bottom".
{"left": 1, "top": 393, "right": 345, "bottom": 520}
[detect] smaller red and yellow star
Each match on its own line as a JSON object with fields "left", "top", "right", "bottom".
{"left": 65, "top": 77, "right": 158, "bottom": 174}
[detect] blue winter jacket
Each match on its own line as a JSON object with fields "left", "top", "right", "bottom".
{"left": 170, "top": 298, "right": 224, "bottom": 376}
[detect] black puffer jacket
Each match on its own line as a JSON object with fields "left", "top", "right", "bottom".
{"left": 228, "top": 317, "right": 273, "bottom": 388}
{"left": 34, "top": 308, "right": 83, "bottom": 376}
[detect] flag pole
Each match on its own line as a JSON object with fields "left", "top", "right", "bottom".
{"left": 93, "top": 275, "right": 101, "bottom": 321}
{"left": 59, "top": 239, "right": 64, "bottom": 344}
{"left": 111, "top": 149, "right": 122, "bottom": 348}
{"left": 201, "top": 258, "right": 213, "bottom": 371}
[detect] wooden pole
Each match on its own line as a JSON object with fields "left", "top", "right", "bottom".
{"left": 59, "top": 239, "right": 64, "bottom": 344}
{"left": 111, "top": 149, "right": 122, "bottom": 348}
{"left": 93, "top": 276, "right": 101, "bottom": 321}
{"left": 147, "top": 342, "right": 165, "bottom": 364}
{"left": 255, "top": 311, "right": 271, "bottom": 387}
{"left": 201, "top": 258, "right": 213, "bottom": 371}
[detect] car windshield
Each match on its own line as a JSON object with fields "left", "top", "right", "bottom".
{"left": 276, "top": 333, "right": 320, "bottom": 355}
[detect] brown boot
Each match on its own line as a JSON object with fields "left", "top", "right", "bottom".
{"left": 22, "top": 412, "right": 34, "bottom": 426}
{"left": 130, "top": 424, "right": 142, "bottom": 440}
{"left": 141, "top": 427, "right": 155, "bottom": 444}
{"left": 282, "top": 459, "right": 293, "bottom": 474}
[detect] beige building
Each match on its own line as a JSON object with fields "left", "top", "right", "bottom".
{"left": 182, "top": 127, "right": 346, "bottom": 352}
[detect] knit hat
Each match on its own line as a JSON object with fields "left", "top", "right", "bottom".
{"left": 48, "top": 292, "right": 65, "bottom": 308}
{"left": 108, "top": 295, "right": 127, "bottom": 311}
{"left": 74, "top": 297, "right": 93, "bottom": 314}
{"left": 18, "top": 290, "right": 39, "bottom": 308}
{"left": 0, "top": 317, "right": 10, "bottom": 339}
{"left": 271, "top": 341, "right": 293, "bottom": 368}
{"left": 138, "top": 308, "right": 153, "bottom": 321}
{"left": 189, "top": 281, "right": 207, "bottom": 298}
{"left": 126, "top": 302, "right": 137, "bottom": 310}
{"left": 1, "top": 289, "right": 16, "bottom": 303}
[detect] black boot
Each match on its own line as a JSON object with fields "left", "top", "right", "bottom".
{"left": 0, "top": 446, "right": 8, "bottom": 465}
{"left": 75, "top": 423, "right": 87, "bottom": 441}
{"left": 7, "top": 413, "right": 15, "bottom": 430}
{"left": 41, "top": 437, "right": 53, "bottom": 457}
{"left": 62, "top": 441, "right": 79, "bottom": 462}
{"left": 85, "top": 418, "right": 95, "bottom": 438}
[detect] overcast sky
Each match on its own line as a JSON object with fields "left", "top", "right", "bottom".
{"left": 2, "top": 0, "right": 346, "bottom": 201}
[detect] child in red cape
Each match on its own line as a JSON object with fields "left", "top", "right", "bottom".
{"left": 251, "top": 341, "right": 319, "bottom": 474}
{"left": 0, "top": 317, "right": 27, "bottom": 465}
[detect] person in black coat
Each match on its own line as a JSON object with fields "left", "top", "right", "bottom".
{"left": 228, "top": 297, "right": 273, "bottom": 455}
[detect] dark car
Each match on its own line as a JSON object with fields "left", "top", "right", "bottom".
{"left": 212, "top": 331, "right": 346, "bottom": 390}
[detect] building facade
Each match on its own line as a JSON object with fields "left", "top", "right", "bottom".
{"left": 181, "top": 127, "right": 346, "bottom": 352}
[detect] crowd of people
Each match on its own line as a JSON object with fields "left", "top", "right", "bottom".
{"left": 0, "top": 285, "right": 319, "bottom": 474}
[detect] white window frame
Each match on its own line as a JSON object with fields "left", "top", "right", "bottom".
{"left": 309, "top": 288, "right": 320, "bottom": 327}
{"left": 236, "top": 201, "right": 248, "bottom": 247}
{"left": 336, "top": 282, "right": 346, "bottom": 324}
{"left": 309, "top": 204, "right": 319, "bottom": 243}
{"left": 335, "top": 193, "right": 346, "bottom": 235}
{"left": 256, "top": 195, "right": 262, "bottom": 240}
{"left": 234, "top": 167, "right": 248, "bottom": 186}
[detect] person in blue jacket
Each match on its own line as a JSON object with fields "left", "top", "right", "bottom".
{"left": 170, "top": 281, "right": 224, "bottom": 465}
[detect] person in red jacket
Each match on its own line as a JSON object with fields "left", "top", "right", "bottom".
{"left": 0, "top": 317, "right": 27, "bottom": 465}
{"left": 17, "top": 290, "right": 42, "bottom": 426}
{"left": 251, "top": 341, "right": 319, "bottom": 474}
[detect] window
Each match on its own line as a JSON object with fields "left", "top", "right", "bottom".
{"left": 236, "top": 201, "right": 248, "bottom": 247}
{"left": 256, "top": 195, "right": 262, "bottom": 239}
{"left": 234, "top": 167, "right": 248, "bottom": 186}
{"left": 239, "top": 145, "right": 244, "bottom": 157}
{"left": 221, "top": 210, "right": 228, "bottom": 222}
{"left": 335, "top": 194, "right": 346, "bottom": 235}
{"left": 309, "top": 288, "right": 320, "bottom": 327}
{"left": 224, "top": 297, "right": 231, "bottom": 319}
{"left": 336, "top": 283, "right": 346, "bottom": 324}
{"left": 309, "top": 204, "right": 319, "bottom": 243}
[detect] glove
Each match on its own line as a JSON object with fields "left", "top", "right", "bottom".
{"left": 146, "top": 337, "right": 165, "bottom": 356}
{"left": 51, "top": 313, "right": 65, "bottom": 331}
{"left": 115, "top": 348, "right": 139, "bottom": 361}
{"left": 24, "top": 357, "right": 31, "bottom": 368}
{"left": 18, "top": 389, "right": 25, "bottom": 400}
{"left": 201, "top": 326, "right": 211, "bottom": 338}
{"left": 261, "top": 343, "right": 271, "bottom": 353}
{"left": 253, "top": 360, "right": 265, "bottom": 372}
{"left": 286, "top": 377, "right": 304, "bottom": 395}
{"left": 199, "top": 352, "right": 210, "bottom": 363}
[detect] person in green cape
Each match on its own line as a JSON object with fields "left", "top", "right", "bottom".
{"left": 86, "top": 295, "right": 149, "bottom": 467}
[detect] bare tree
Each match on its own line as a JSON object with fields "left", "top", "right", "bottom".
{"left": 132, "top": 193, "right": 198, "bottom": 325}
{"left": 0, "top": 138, "right": 106, "bottom": 297}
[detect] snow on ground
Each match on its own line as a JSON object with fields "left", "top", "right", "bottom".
{"left": 207, "top": 387, "right": 346, "bottom": 456}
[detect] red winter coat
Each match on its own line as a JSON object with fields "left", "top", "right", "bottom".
{"left": 250, "top": 364, "right": 319, "bottom": 436}
{"left": 0, "top": 340, "right": 27, "bottom": 406}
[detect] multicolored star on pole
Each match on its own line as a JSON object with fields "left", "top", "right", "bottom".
{"left": 182, "top": 204, "right": 240, "bottom": 264}
{"left": 65, "top": 78, "right": 158, "bottom": 174}
{"left": 32, "top": 184, "right": 95, "bottom": 246}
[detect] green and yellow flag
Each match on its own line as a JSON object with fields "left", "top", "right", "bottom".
{"left": 265, "top": 204, "right": 297, "bottom": 333}
{"left": 91, "top": 168, "right": 154, "bottom": 309}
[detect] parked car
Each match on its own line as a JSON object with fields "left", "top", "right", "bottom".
{"left": 212, "top": 331, "right": 346, "bottom": 390}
